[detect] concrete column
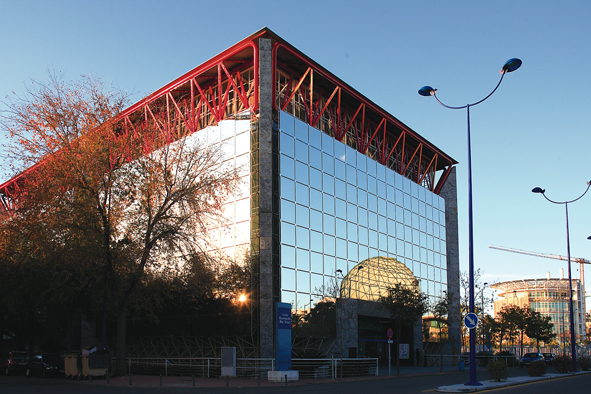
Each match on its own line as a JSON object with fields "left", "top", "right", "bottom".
{"left": 440, "top": 167, "right": 461, "bottom": 356}
{"left": 257, "top": 37, "right": 274, "bottom": 358}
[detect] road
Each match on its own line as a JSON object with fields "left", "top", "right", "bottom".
{"left": 1, "top": 371, "right": 589, "bottom": 393}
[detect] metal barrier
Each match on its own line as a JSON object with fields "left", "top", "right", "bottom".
{"left": 123, "top": 356, "right": 377, "bottom": 379}
{"left": 124, "top": 357, "right": 275, "bottom": 377}
{"left": 291, "top": 358, "right": 379, "bottom": 379}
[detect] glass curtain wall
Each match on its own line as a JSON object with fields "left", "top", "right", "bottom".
{"left": 278, "top": 111, "right": 447, "bottom": 321}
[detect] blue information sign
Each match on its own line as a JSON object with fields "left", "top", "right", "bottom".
{"left": 464, "top": 313, "right": 479, "bottom": 329}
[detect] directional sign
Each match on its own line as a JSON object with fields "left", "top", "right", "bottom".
{"left": 463, "top": 313, "right": 479, "bottom": 329}
{"left": 387, "top": 328, "right": 393, "bottom": 339}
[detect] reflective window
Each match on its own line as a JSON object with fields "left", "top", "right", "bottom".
{"left": 295, "top": 161, "right": 308, "bottom": 184}
{"left": 281, "top": 154, "right": 294, "bottom": 179}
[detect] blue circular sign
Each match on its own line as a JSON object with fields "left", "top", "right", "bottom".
{"left": 387, "top": 328, "right": 393, "bottom": 339}
{"left": 464, "top": 313, "right": 479, "bottom": 329}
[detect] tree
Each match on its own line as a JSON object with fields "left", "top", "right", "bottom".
{"left": 496, "top": 305, "right": 528, "bottom": 356}
{"left": 380, "top": 281, "right": 428, "bottom": 375}
{"left": 525, "top": 310, "right": 556, "bottom": 352}
{"left": 1, "top": 72, "right": 241, "bottom": 375}
{"left": 431, "top": 291, "right": 452, "bottom": 372}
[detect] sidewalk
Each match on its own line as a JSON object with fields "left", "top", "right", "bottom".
{"left": 436, "top": 370, "right": 591, "bottom": 392}
{"left": 85, "top": 365, "right": 463, "bottom": 388}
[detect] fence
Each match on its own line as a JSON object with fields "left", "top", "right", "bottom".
{"left": 424, "top": 354, "right": 518, "bottom": 368}
{"left": 121, "top": 356, "right": 378, "bottom": 379}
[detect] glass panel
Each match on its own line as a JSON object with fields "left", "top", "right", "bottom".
{"left": 281, "top": 222, "right": 295, "bottom": 245}
{"left": 369, "top": 230, "right": 378, "bottom": 248}
{"left": 322, "top": 132, "right": 334, "bottom": 155}
{"left": 336, "top": 218, "right": 347, "bottom": 239}
{"left": 324, "top": 234, "right": 335, "bottom": 256}
{"left": 357, "top": 170, "right": 367, "bottom": 190}
{"left": 335, "top": 159, "right": 346, "bottom": 180}
{"left": 347, "top": 202, "right": 357, "bottom": 222}
{"left": 296, "top": 226, "right": 309, "bottom": 249}
{"left": 311, "top": 230, "right": 323, "bottom": 253}
{"left": 280, "top": 112, "right": 294, "bottom": 136}
{"left": 347, "top": 222, "right": 358, "bottom": 242}
{"left": 323, "top": 174, "right": 334, "bottom": 195}
{"left": 281, "top": 177, "right": 295, "bottom": 201}
{"left": 378, "top": 181, "right": 386, "bottom": 197}
{"left": 295, "top": 139, "right": 308, "bottom": 163}
{"left": 323, "top": 153, "right": 334, "bottom": 175}
{"left": 296, "top": 182, "right": 309, "bottom": 205}
{"left": 368, "top": 211, "right": 377, "bottom": 229}
{"left": 282, "top": 267, "right": 296, "bottom": 290}
{"left": 378, "top": 215, "right": 387, "bottom": 234}
{"left": 346, "top": 164, "right": 356, "bottom": 185}
{"left": 236, "top": 198, "right": 249, "bottom": 222}
{"left": 297, "top": 271, "right": 310, "bottom": 293}
{"left": 358, "top": 189, "right": 367, "bottom": 209}
{"left": 296, "top": 204, "right": 309, "bottom": 227}
{"left": 323, "top": 193, "right": 335, "bottom": 215}
{"left": 347, "top": 184, "right": 357, "bottom": 204}
{"left": 310, "top": 147, "right": 322, "bottom": 170}
{"left": 310, "top": 209, "right": 322, "bottom": 232}
{"left": 310, "top": 167, "right": 322, "bottom": 191}
{"left": 311, "top": 273, "right": 324, "bottom": 295}
{"left": 310, "top": 189, "right": 323, "bottom": 211}
{"left": 281, "top": 290, "right": 295, "bottom": 306}
{"left": 336, "top": 238, "right": 347, "bottom": 259}
{"left": 235, "top": 131, "right": 250, "bottom": 156}
{"left": 346, "top": 146, "right": 356, "bottom": 166}
{"left": 356, "top": 151, "right": 366, "bottom": 172}
{"left": 335, "top": 141, "right": 346, "bottom": 162}
{"left": 367, "top": 157, "right": 376, "bottom": 177}
{"left": 282, "top": 245, "right": 296, "bottom": 268}
{"left": 296, "top": 248, "right": 309, "bottom": 270}
{"left": 348, "top": 243, "right": 358, "bottom": 261}
{"left": 295, "top": 161, "right": 308, "bottom": 184}
{"left": 367, "top": 176, "right": 377, "bottom": 195}
{"left": 368, "top": 194, "right": 377, "bottom": 212}
{"left": 310, "top": 252, "right": 323, "bottom": 275}
{"left": 358, "top": 207, "right": 368, "bottom": 227}
{"left": 335, "top": 198, "right": 347, "bottom": 219}
{"left": 309, "top": 127, "right": 321, "bottom": 149}
{"left": 295, "top": 119, "right": 308, "bottom": 142}
{"left": 281, "top": 200, "right": 295, "bottom": 223}
{"left": 359, "top": 226, "right": 368, "bottom": 245}
{"left": 280, "top": 133, "right": 295, "bottom": 157}
{"left": 335, "top": 178, "right": 346, "bottom": 199}
{"left": 280, "top": 154, "right": 295, "bottom": 179}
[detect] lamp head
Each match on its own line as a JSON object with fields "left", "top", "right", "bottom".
{"left": 588, "top": 236, "right": 591, "bottom": 240}
{"left": 336, "top": 269, "right": 342, "bottom": 275}
{"left": 532, "top": 187, "right": 545, "bottom": 194}
{"left": 501, "top": 58, "right": 522, "bottom": 74}
{"left": 418, "top": 86, "right": 437, "bottom": 97}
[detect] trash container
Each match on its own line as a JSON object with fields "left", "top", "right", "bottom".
{"left": 65, "top": 355, "right": 82, "bottom": 379}
{"left": 458, "top": 359, "right": 465, "bottom": 371}
{"left": 81, "top": 354, "right": 108, "bottom": 379}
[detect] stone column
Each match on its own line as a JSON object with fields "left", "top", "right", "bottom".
{"left": 258, "top": 37, "right": 274, "bottom": 358}
{"left": 440, "top": 167, "right": 461, "bottom": 356}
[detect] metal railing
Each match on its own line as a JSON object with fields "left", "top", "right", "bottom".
{"left": 122, "top": 356, "right": 378, "bottom": 379}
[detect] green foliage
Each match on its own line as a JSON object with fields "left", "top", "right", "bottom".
{"left": 577, "top": 355, "right": 591, "bottom": 371}
{"left": 487, "top": 359, "right": 508, "bottom": 382}
{"left": 552, "top": 354, "right": 573, "bottom": 373}
{"left": 527, "top": 360, "right": 546, "bottom": 376}
{"left": 525, "top": 311, "right": 556, "bottom": 349}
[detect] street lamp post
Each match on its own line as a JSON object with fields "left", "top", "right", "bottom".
{"left": 336, "top": 269, "right": 344, "bottom": 379}
{"left": 481, "top": 282, "right": 488, "bottom": 351}
{"left": 532, "top": 181, "right": 591, "bottom": 371}
{"left": 419, "top": 58, "right": 521, "bottom": 386}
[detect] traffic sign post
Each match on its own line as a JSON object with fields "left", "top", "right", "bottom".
{"left": 387, "top": 328, "right": 393, "bottom": 376}
{"left": 464, "top": 313, "right": 479, "bottom": 330}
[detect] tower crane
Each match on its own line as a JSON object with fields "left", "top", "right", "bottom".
{"left": 488, "top": 245, "right": 591, "bottom": 285}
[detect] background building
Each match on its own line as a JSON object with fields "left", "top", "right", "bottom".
{"left": 490, "top": 271, "right": 586, "bottom": 344}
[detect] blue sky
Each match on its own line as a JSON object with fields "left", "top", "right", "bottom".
{"left": 2, "top": 1, "right": 590, "bottom": 305}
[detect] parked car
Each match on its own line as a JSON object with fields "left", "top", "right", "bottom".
{"left": 520, "top": 352, "right": 545, "bottom": 367}
{"left": 4, "top": 351, "right": 30, "bottom": 375}
{"left": 542, "top": 352, "right": 555, "bottom": 366}
{"left": 25, "top": 353, "right": 65, "bottom": 378}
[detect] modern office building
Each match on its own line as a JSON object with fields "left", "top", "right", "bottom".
{"left": 490, "top": 272, "right": 586, "bottom": 344}
{"left": 0, "top": 28, "right": 461, "bottom": 362}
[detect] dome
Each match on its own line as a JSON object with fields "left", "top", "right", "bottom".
{"left": 340, "top": 256, "right": 419, "bottom": 301}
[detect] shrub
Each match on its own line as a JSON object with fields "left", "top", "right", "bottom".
{"left": 487, "top": 360, "right": 508, "bottom": 382}
{"left": 552, "top": 354, "right": 572, "bottom": 373}
{"left": 527, "top": 360, "right": 546, "bottom": 376}
{"left": 578, "top": 355, "right": 591, "bottom": 371}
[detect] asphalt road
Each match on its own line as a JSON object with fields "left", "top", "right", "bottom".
{"left": 1, "top": 370, "right": 589, "bottom": 394}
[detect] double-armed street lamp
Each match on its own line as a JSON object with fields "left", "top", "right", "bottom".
{"left": 532, "top": 181, "right": 591, "bottom": 371}
{"left": 419, "top": 58, "right": 522, "bottom": 386}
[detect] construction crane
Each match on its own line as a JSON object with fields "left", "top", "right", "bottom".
{"left": 488, "top": 245, "right": 591, "bottom": 285}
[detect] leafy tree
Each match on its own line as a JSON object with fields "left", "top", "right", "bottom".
{"left": 380, "top": 281, "right": 428, "bottom": 375}
{"left": 431, "top": 291, "right": 452, "bottom": 372}
{"left": 1, "top": 72, "right": 241, "bottom": 375}
{"left": 525, "top": 310, "right": 556, "bottom": 352}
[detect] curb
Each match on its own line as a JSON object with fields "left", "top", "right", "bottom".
{"left": 436, "top": 371, "right": 591, "bottom": 392}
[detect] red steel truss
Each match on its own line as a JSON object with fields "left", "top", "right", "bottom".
{"left": 0, "top": 28, "right": 455, "bottom": 216}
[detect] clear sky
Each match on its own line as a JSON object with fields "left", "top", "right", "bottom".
{"left": 2, "top": 1, "right": 590, "bottom": 306}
